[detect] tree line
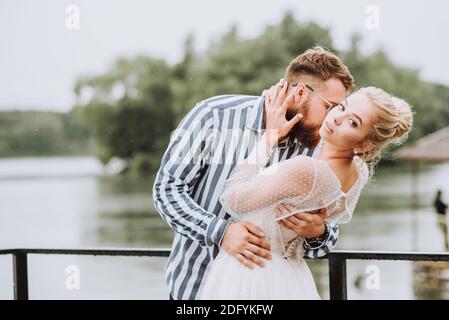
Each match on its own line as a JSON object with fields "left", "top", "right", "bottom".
{"left": 2, "top": 12, "right": 449, "bottom": 175}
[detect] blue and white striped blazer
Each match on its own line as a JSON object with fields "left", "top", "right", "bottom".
{"left": 152, "top": 95, "right": 339, "bottom": 300}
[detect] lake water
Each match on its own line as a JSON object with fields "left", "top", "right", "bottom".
{"left": 1, "top": 156, "right": 448, "bottom": 300}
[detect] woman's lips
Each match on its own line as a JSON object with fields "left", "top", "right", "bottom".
{"left": 325, "top": 121, "right": 334, "bottom": 134}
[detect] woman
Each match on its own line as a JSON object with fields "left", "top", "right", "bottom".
{"left": 199, "top": 81, "right": 414, "bottom": 299}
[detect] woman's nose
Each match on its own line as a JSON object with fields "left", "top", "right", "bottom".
{"left": 333, "top": 117, "right": 341, "bottom": 125}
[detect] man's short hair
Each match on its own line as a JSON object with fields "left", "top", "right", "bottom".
{"left": 284, "top": 46, "right": 354, "bottom": 91}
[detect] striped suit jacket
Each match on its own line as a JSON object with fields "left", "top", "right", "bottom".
{"left": 152, "top": 95, "right": 339, "bottom": 300}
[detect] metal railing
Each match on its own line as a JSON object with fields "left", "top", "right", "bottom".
{"left": 1, "top": 248, "right": 449, "bottom": 300}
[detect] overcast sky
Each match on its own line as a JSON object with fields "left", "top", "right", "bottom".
{"left": 1, "top": 0, "right": 448, "bottom": 112}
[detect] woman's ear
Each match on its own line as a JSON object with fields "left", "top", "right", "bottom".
{"left": 354, "top": 140, "right": 375, "bottom": 155}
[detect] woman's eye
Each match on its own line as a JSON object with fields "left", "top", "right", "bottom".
{"left": 349, "top": 119, "right": 358, "bottom": 127}
{"left": 339, "top": 104, "right": 345, "bottom": 112}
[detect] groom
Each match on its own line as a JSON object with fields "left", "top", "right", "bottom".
{"left": 153, "top": 47, "right": 354, "bottom": 300}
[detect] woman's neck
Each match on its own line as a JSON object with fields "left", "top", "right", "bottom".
{"left": 318, "top": 142, "right": 358, "bottom": 193}
{"left": 317, "top": 142, "right": 354, "bottom": 164}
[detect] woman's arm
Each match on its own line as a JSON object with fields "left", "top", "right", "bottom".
{"left": 220, "top": 79, "right": 306, "bottom": 216}
{"left": 220, "top": 134, "right": 316, "bottom": 215}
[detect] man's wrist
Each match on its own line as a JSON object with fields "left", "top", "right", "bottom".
{"left": 262, "top": 131, "right": 278, "bottom": 150}
{"left": 218, "top": 220, "right": 232, "bottom": 248}
{"left": 317, "top": 223, "right": 326, "bottom": 238}
{"left": 304, "top": 223, "right": 330, "bottom": 250}
{"left": 207, "top": 216, "right": 231, "bottom": 247}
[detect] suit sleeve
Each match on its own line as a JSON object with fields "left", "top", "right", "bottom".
{"left": 152, "top": 101, "right": 230, "bottom": 247}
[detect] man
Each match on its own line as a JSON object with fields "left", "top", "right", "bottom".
{"left": 153, "top": 47, "right": 354, "bottom": 300}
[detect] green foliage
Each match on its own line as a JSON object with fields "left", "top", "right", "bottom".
{"left": 0, "top": 111, "right": 90, "bottom": 157}
{"left": 74, "top": 56, "right": 175, "bottom": 169}
{"left": 4, "top": 11, "right": 449, "bottom": 175}
{"left": 76, "top": 12, "right": 449, "bottom": 175}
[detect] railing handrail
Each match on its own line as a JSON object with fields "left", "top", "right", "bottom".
{"left": 2, "top": 247, "right": 449, "bottom": 260}
{"left": 323, "top": 250, "right": 449, "bottom": 261}
{"left": 0, "top": 247, "right": 171, "bottom": 257}
{"left": 2, "top": 247, "right": 449, "bottom": 300}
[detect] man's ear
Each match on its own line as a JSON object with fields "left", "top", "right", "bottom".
{"left": 293, "top": 83, "right": 308, "bottom": 102}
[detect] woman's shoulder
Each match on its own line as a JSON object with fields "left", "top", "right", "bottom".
{"left": 279, "top": 155, "right": 320, "bottom": 174}
{"left": 285, "top": 154, "right": 318, "bottom": 165}
{"left": 353, "top": 156, "right": 369, "bottom": 184}
{"left": 283, "top": 155, "right": 340, "bottom": 186}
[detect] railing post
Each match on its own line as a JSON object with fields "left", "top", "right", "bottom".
{"left": 328, "top": 255, "right": 347, "bottom": 300}
{"left": 13, "top": 251, "right": 29, "bottom": 300}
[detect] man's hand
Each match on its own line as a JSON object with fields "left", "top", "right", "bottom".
{"left": 221, "top": 221, "right": 272, "bottom": 269}
{"left": 276, "top": 204, "right": 327, "bottom": 238}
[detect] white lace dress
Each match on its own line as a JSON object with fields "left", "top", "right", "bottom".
{"left": 198, "top": 141, "right": 368, "bottom": 300}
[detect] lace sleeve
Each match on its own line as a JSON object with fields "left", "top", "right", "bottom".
{"left": 273, "top": 159, "right": 342, "bottom": 221}
{"left": 220, "top": 152, "right": 324, "bottom": 220}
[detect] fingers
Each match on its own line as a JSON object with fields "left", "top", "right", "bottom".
{"left": 235, "top": 239, "right": 273, "bottom": 269}
{"left": 276, "top": 204, "right": 309, "bottom": 232}
{"left": 279, "top": 91, "right": 294, "bottom": 115}
{"left": 304, "top": 209, "right": 322, "bottom": 214}
{"left": 271, "top": 83, "right": 282, "bottom": 107}
{"left": 235, "top": 253, "right": 254, "bottom": 269}
{"left": 269, "top": 85, "right": 276, "bottom": 105}
{"left": 275, "top": 79, "right": 288, "bottom": 107}
{"left": 276, "top": 203, "right": 297, "bottom": 219}
{"left": 244, "top": 221, "right": 265, "bottom": 238}
{"left": 294, "top": 211, "right": 315, "bottom": 223}
{"left": 301, "top": 211, "right": 325, "bottom": 223}
{"left": 285, "top": 113, "right": 303, "bottom": 131}
{"left": 285, "top": 214, "right": 300, "bottom": 225}
{"left": 225, "top": 221, "right": 273, "bottom": 270}
{"left": 245, "top": 224, "right": 271, "bottom": 251}
{"left": 264, "top": 92, "right": 270, "bottom": 110}
{"left": 281, "top": 217, "right": 297, "bottom": 230}
{"left": 263, "top": 86, "right": 276, "bottom": 110}
{"left": 245, "top": 243, "right": 272, "bottom": 260}
{"left": 274, "top": 206, "right": 282, "bottom": 219}
{"left": 270, "top": 79, "right": 285, "bottom": 108}
{"left": 244, "top": 221, "right": 271, "bottom": 252}
{"left": 242, "top": 245, "right": 271, "bottom": 267}
{"left": 246, "top": 232, "right": 271, "bottom": 250}
{"left": 319, "top": 207, "right": 328, "bottom": 218}
{"left": 240, "top": 249, "right": 262, "bottom": 267}
{"left": 278, "top": 219, "right": 286, "bottom": 228}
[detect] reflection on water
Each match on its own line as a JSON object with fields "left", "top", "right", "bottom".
{"left": 0, "top": 157, "right": 448, "bottom": 299}
{"left": 413, "top": 261, "right": 449, "bottom": 300}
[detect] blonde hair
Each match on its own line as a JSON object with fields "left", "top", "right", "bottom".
{"left": 356, "top": 87, "right": 414, "bottom": 174}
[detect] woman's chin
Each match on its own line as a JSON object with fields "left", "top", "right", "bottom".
{"left": 318, "top": 127, "right": 328, "bottom": 139}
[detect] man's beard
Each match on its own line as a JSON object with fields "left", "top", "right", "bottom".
{"left": 286, "top": 100, "right": 322, "bottom": 149}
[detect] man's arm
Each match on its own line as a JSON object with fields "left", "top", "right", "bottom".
{"left": 152, "top": 101, "right": 230, "bottom": 248}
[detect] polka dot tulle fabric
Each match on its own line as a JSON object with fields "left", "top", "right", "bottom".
{"left": 219, "top": 155, "right": 369, "bottom": 258}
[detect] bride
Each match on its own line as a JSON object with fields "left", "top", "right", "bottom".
{"left": 199, "top": 80, "right": 413, "bottom": 300}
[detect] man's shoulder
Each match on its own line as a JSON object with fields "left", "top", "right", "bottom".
{"left": 182, "top": 94, "right": 260, "bottom": 126}
{"left": 200, "top": 94, "right": 259, "bottom": 111}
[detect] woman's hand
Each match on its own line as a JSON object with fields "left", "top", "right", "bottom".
{"left": 276, "top": 204, "right": 327, "bottom": 238}
{"left": 262, "top": 79, "right": 303, "bottom": 147}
